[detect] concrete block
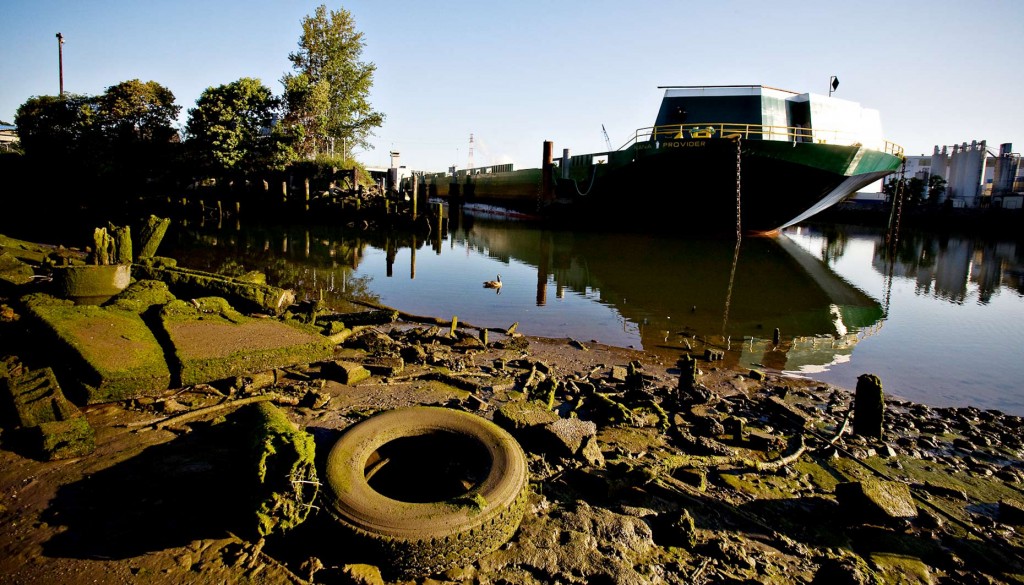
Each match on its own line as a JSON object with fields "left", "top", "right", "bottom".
{"left": 159, "top": 298, "right": 336, "bottom": 387}
{"left": 21, "top": 293, "right": 171, "bottom": 403}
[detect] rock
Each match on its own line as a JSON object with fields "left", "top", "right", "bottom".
{"left": 322, "top": 361, "right": 371, "bottom": 385}
{"left": 340, "top": 563, "right": 385, "bottom": 585}
{"left": 158, "top": 298, "right": 335, "bottom": 387}
{"left": 835, "top": 479, "right": 917, "bottom": 524}
{"left": 494, "top": 401, "right": 560, "bottom": 451}
{"left": 609, "top": 366, "right": 628, "bottom": 383}
{"left": 670, "top": 509, "right": 697, "bottom": 549}
{"left": 578, "top": 435, "right": 605, "bottom": 467}
{"left": 998, "top": 499, "right": 1024, "bottom": 525}
{"left": 542, "top": 417, "right": 598, "bottom": 458}
{"left": 765, "top": 395, "right": 810, "bottom": 429}
{"left": 361, "top": 355, "right": 404, "bottom": 376}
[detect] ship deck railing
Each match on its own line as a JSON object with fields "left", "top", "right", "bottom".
{"left": 622, "top": 123, "right": 904, "bottom": 157}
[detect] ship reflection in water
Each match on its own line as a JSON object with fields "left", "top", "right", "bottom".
{"left": 167, "top": 210, "right": 885, "bottom": 377}
{"left": 448, "top": 212, "right": 884, "bottom": 374}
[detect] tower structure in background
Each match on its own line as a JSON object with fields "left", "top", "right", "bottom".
{"left": 468, "top": 133, "right": 475, "bottom": 170}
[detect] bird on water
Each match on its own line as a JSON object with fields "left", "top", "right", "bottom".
{"left": 483, "top": 274, "right": 502, "bottom": 290}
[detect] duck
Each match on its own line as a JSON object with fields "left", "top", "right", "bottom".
{"left": 483, "top": 274, "right": 502, "bottom": 290}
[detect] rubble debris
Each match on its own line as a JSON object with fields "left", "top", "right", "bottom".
{"left": 0, "top": 363, "right": 95, "bottom": 459}
{"left": 323, "top": 361, "right": 371, "bottom": 385}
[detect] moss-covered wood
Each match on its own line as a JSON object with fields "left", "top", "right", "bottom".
{"left": 135, "top": 257, "right": 295, "bottom": 314}
{"left": 242, "top": 402, "right": 318, "bottom": 537}
{"left": 134, "top": 215, "right": 170, "bottom": 260}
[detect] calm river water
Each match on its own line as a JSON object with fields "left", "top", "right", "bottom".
{"left": 164, "top": 210, "right": 1024, "bottom": 414}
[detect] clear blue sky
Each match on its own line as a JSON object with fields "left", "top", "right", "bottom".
{"left": 3, "top": 0, "right": 1022, "bottom": 171}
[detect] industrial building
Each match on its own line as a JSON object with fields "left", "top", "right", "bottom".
{"left": 900, "top": 141, "right": 1023, "bottom": 209}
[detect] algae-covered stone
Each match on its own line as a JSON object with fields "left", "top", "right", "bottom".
{"left": 543, "top": 417, "right": 597, "bottom": 458}
{"left": 835, "top": 478, "right": 917, "bottom": 524}
{"left": 159, "top": 298, "right": 335, "bottom": 387}
{"left": 1, "top": 365, "right": 95, "bottom": 459}
{"left": 21, "top": 293, "right": 171, "bottom": 403}
{"left": 0, "top": 251, "right": 34, "bottom": 286}
{"left": 32, "top": 417, "right": 95, "bottom": 460}
{"left": 105, "top": 279, "right": 176, "bottom": 314}
{"left": 52, "top": 263, "right": 132, "bottom": 299}
{"left": 322, "top": 360, "right": 371, "bottom": 385}
{"left": 135, "top": 258, "right": 295, "bottom": 314}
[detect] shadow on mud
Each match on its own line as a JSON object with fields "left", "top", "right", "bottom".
{"left": 40, "top": 420, "right": 252, "bottom": 560}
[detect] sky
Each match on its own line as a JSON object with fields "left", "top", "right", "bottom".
{"left": 3, "top": 0, "right": 1022, "bottom": 172}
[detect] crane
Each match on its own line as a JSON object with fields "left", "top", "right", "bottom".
{"left": 601, "top": 124, "right": 612, "bottom": 152}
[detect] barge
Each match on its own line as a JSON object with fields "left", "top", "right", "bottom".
{"left": 419, "top": 85, "right": 904, "bottom": 233}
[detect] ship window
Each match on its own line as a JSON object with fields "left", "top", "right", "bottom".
{"left": 592, "top": 155, "right": 608, "bottom": 165}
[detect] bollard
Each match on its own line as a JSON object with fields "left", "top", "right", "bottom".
{"left": 854, "top": 373, "right": 884, "bottom": 440}
{"left": 479, "top": 329, "right": 488, "bottom": 345}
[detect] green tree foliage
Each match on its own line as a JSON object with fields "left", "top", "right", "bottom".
{"left": 283, "top": 4, "right": 384, "bottom": 158}
{"left": 186, "top": 78, "right": 295, "bottom": 176}
{"left": 97, "top": 79, "right": 181, "bottom": 183}
{"left": 14, "top": 80, "right": 180, "bottom": 189}
{"left": 14, "top": 94, "right": 98, "bottom": 162}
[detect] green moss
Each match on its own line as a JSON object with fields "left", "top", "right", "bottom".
{"left": 245, "top": 403, "right": 318, "bottom": 537}
{"left": 21, "top": 293, "right": 171, "bottom": 403}
{"left": 105, "top": 279, "right": 176, "bottom": 314}
{"left": 159, "top": 297, "right": 335, "bottom": 387}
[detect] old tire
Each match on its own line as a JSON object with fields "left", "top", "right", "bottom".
{"left": 323, "top": 406, "right": 529, "bottom": 577}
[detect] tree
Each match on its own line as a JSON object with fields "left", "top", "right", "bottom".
{"left": 927, "top": 174, "right": 947, "bottom": 206}
{"left": 14, "top": 94, "right": 98, "bottom": 161}
{"left": 282, "top": 4, "right": 384, "bottom": 158}
{"left": 96, "top": 79, "right": 181, "bottom": 183}
{"left": 13, "top": 80, "right": 181, "bottom": 194}
{"left": 186, "top": 77, "right": 294, "bottom": 176}
{"left": 98, "top": 79, "right": 179, "bottom": 144}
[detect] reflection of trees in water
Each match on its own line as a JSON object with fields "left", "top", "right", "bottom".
{"left": 819, "top": 226, "right": 848, "bottom": 266}
{"left": 166, "top": 224, "right": 382, "bottom": 310}
{"left": 873, "top": 230, "right": 1021, "bottom": 305}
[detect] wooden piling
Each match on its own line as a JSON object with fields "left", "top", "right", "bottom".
{"left": 540, "top": 140, "right": 554, "bottom": 204}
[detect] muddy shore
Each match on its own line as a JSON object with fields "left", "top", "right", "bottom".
{"left": 3, "top": 233, "right": 1024, "bottom": 584}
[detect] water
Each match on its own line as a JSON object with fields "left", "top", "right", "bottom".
{"left": 164, "top": 211, "right": 1024, "bottom": 414}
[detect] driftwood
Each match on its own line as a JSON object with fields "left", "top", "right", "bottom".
{"left": 660, "top": 434, "right": 807, "bottom": 473}
{"left": 137, "top": 393, "right": 294, "bottom": 431}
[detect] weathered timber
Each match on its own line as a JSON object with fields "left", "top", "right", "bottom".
{"left": 135, "top": 215, "right": 171, "bottom": 259}
{"left": 136, "top": 257, "right": 295, "bottom": 314}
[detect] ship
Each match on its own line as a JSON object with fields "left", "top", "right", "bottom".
{"left": 419, "top": 85, "right": 904, "bottom": 233}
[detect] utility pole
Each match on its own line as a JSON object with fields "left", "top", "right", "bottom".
{"left": 56, "top": 32, "right": 65, "bottom": 96}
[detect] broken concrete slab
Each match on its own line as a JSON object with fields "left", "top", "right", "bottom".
{"left": 21, "top": 293, "right": 172, "bottom": 403}
{"left": 835, "top": 479, "right": 917, "bottom": 524}
{"left": 0, "top": 251, "right": 34, "bottom": 286}
{"left": 322, "top": 361, "right": 371, "bottom": 385}
{"left": 1, "top": 364, "right": 95, "bottom": 460}
{"left": 542, "top": 417, "right": 597, "bottom": 458}
{"left": 158, "top": 298, "right": 336, "bottom": 387}
{"left": 135, "top": 257, "right": 295, "bottom": 315}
